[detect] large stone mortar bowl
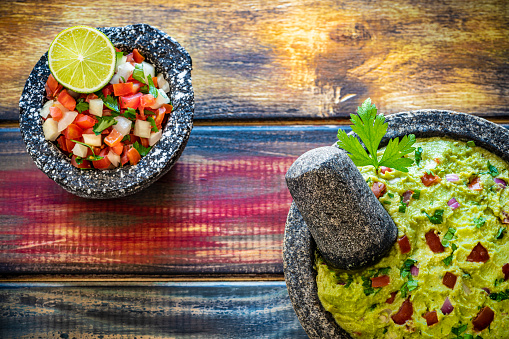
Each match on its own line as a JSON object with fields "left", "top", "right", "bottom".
{"left": 19, "top": 24, "right": 194, "bottom": 199}
{"left": 283, "top": 110, "right": 509, "bottom": 338}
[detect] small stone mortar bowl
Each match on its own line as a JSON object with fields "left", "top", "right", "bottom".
{"left": 283, "top": 110, "right": 509, "bottom": 338}
{"left": 19, "top": 24, "right": 194, "bottom": 199}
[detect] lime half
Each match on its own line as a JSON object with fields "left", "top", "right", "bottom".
{"left": 48, "top": 26, "right": 116, "bottom": 93}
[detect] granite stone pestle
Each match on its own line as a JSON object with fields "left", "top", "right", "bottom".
{"left": 285, "top": 146, "right": 397, "bottom": 270}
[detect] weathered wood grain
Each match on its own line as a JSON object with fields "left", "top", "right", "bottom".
{"left": 0, "top": 281, "right": 307, "bottom": 338}
{"left": 0, "top": 126, "right": 338, "bottom": 275}
{"left": 2, "top": 0, "right": 509, "bottom": 121}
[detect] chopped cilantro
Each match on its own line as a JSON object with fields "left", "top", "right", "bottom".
{"left": 473, "top": 216, "right": 487, "bottom": 229}
{"left": 383, "top": 200, "right": 391, "bottom": 205}
{"left": 75, "top": 99, "right": 89, "bottom": 113}
{"left": 400, "top": 279, "right": 418, "bottom": 298}
{"left": 400, "top": 259, "right": 417, "bottom": 279}
{"left": 467, "top": 140, "right": 476, "bottom": 147}
{"left": 147, "top": 75, "right": 159, "bottom": 98}
{"left": 425, "top": 169, "right": 435, "bottom": 176}
{"left": 103, "top": 95, "right": 120, "bottom": 112}
{"left": 415, "top": 147, "right": 423, "bottom": 166}
{"left": 120, "top": 76, "right": 126, "bottom": 83}
{"left": 487, "top": 161, "right": 499, "bottom": 177}
{"left": 441, "top": 228, "right": 457, "bottom": 246}
{"left": 72, "top": 140, "right": 97, "bottom": 156}
{"left": 399, "top": 201, "right": 407, "bottom": 213}
{"left": 496, "top": 227, "right": 506, "bottom": 239}
{"left": 387, "top": 192, "right": 394, "bottom": 198}
{"left": 121, "top": 134, "right": 131, "bottom": 142}
{"left": 93, "top": 116, "right": 117, "bottom": 135}
{"left": 412, "top": 189, "right": 421, "bottom": 200}
{"left": 369, "top": 303, "right": 378, "bottom": 311}
{"left": 123, "top": 108, "right": 137, "bottom": 120}
{"left": 489, "top": 289, "right": 509, "bottom": 301}
{"left": 494, "top": 278, "right": 504, "bottom": 287}
{"left": 423, "top": 209, "right": 444, "bottom": 224}
{"left": 139, "top": 85, "right": 149, "bottom": 94}
{"left": 452, "top": 324, "right": 468, "bottom": 337}
{"left": 133, "top": 141, "right": 151, "bottom": 157}
{"left": 147, "top": 116, "right": 158, "bottom": 132}
{"left": 115, "top": 51, "right": 124, "bottom": 69}
{"left": 443, "top": 243, "right": 458, "bottom": 266}
{"left": 344, "top": 275, "right": 353, "bottom": 288}
{"left": 132, "top": 63, "right": 146, "bottom": 84}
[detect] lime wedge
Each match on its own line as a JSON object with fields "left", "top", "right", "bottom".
{"left": 48, "top": 26, "right": 116, "bottom": 93}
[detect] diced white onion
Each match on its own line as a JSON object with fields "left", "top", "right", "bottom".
{"left": 446, "top": 174, "right": 460, "bottom": 182}
{"left": 53, "top": 101, "right": 69, "bottom": 113}
{"left": 72, "top": 143, "right": 88, "bottom": 158}
{"left": 82, "top": 133, "right": 102, "bottom": 147}
{"left": 148, "top": 130, "right": 162, "bottom": 146}
{"left": 141, "top": 61, "right": 155, "bottom": 83}
{"left": 57, "top": 111, "right": 78, "bottom": 132}
{"left": 110, "top": 62, "right": 135, "bottom": 84}
{"left": 42, "top": 118, "right": 59, "bottom": 141}
{"left": 113, "top": 116, "right": 132, "bottom": 136}
{"left": 388, "top": 177, "right": 401, "bottom": 185}
{"left": 40, "top": 100, "right": 54, "bottom": 119}
{"left": 133, "top": 119, "right": 151, "bottom": 138}
{"left": 149, "top": 89, "right": 170, "bottom": 109}
{"left": 116, "top": 55, "right": 127, "bottom": 72}
{"left": 89, "top": 99, "right": 104, "bottom": 117}
{"left": 156, "top": 73, "right": 170, "bottom": 93}
{"left": 107, "top": 150, "right": 120, "bottom": 167}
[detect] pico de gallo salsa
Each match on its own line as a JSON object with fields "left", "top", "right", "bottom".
{"left": 41, "top": 48, "right": 172, "bottom": 169}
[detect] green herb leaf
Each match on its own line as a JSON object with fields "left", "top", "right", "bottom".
{"left": 123, "top": 108, "right": 137, "bottom": 120}
{"left": 383, "top": 200, "right": 391, "bottom": 205}
{"left": 344, "top": 275, "right": 353, "bottom": 288}
{"left": 489, "top": 289, "right": 509, "bottom": 301}
{"left": 387, "top": 193, "right": 394, "bottom": 198}
{"left": 75, "top": 157, "right": 83, "bottom": 165}
{"left": 452, "top": 323, "right": 468, "bottom": 336}
{"left": 473, "top": 216, "right": 487, "bottom": 229}
{"left": 75, "top": 99, "right": 89, "bottom": 113}
{"left": 496, "top": 227, "right": 506, "bottom": 239}
{"left": 147, "top": 75, "right": 159, "bottom": 98}
{"left": 139, "top": 85, "right": 149, "bottom": 94}
{"left": 467, "top": 141, "right": 476, "bottom": 147}
{"left": 132, "top": 63, "right": 146, "bottom": 84}
{"left": 336, "top": 98, "right": 416, "bottom": 172}
{"left": 494, "top": 278, "right": 504, "bottom": 287}
{"left": 441, "top": 228, "right": 457, "bottom": 246}
{"left": 115, "top": 51, "right": 124, "bottom": 69}
{"left": 93, "top": 116, "right": 117, "bottom": 135}
{"left": 399, "top": 202, "right": 407, "bottom": 213}
{"left": 424, "top": 209, "right": 444, "bottom": 224}
{"left": 487, "top": 161, "right": 499, "bottom": 177}
{"left": 122, "top": 134, "right": 131, "bottom": 142}
{"left": 400, "top": 259, "right": 417, "bottom": 278}
{"left": 412, "top": 190, "right": 421, "bottom": 200}
{"left": 133, "top": 141, "right": 151, "bottom": 157}
{"left": 443, "top": 243, "right": 457, "bottom": 266}
{"left": 147, "top": 116, "right": 158, "bottom": 132}
{"left": 103, "top": 95, "right": 119, "bottom": 112}
{"left": 120, "top": 76, "right": 126, "bottom": 83}
{"left": 415, "top": 147, "right": 423, "bottom": 166}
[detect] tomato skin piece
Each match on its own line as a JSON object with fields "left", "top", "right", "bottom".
{"left": 423, "top": 311, "right": 438, "bottom": 327}
{"left": 398, "top": 235, "right": 411, "bottom": 254}
{"left": 111, "top": 143, "right": 124, "bottom": 155}
{"left": 140, "top": 94, "right": 156, "bottom": 108}
{"left": 113, "top": 82, "right": 135, "bottom": 96}
{"left": 371, "top": 275, "right": 390, "bottom": 288}
{"left": 49, "top": 106, "right": 63, "bottom": 121}
{"left": 132, "top": 48, "right": 145, "bottom": 63}
{"left": 371, "top": 182, "right": 386, "bottom": 199}
{"left": 65, "top": 138, "right": 76, "bottom": 153}
{"left": 92, "top": 148, "right": 111, "bottom": 169}
{"left": 140, "top": 137, "right": 150, "bottom": 148}
{"left": 71, "top": 155, "right": 91, "bottom": 169}
{"left": 468, "top": 177, "right": 483, "bottom": 191}
{"left": 85, "top": 93, "right": 99, "bottom": 103}
{"left": 386, "top": 291, "right": 397, "bottom": 304}
{"left": 102, "top": 84, "right": 114, "bottom": 98}
{"left": 425, "top": 230, "right": 445, "bottom": 253}
{"left": 161, "top": 103, "right": 173, "bottom": 115}
{"left": 127, "top": 147, "right": 141, "bottom": 165}
{"left": 63, "top": 124, "right": 83, "bottom": 140}
{"left": 467, "top": 242, "right": 490, "bottom": 263}
{"left": 104, "top": 129, "right": 123, "bottom": 147}
{"left": 121, "top": 145, "right": 130, "bottom": 165}
{"left": 391, "top": 298, "right": 413, "bottom": 325}
{"left": 57, "top": 90, "right": 76, "bottom": 111}
{"left": 75, "top": 114, "right": 97, "bottom": 129}
{"left": 421, "top": 172, "right": 441, "bottom": 186}
{"left": 472, "top": 306, "right": 494, "bottom": 332}
{"left": 120, "top": 93, "right": 142, "bottom": 110}
{"left": 57, "top": 135, "right": 68, "bottom": 152}
{"left": 442, "top": 272, "right": 457, "bottom": 289}
{"left": 45, "top": 74, "right": 62, "bottom": 99}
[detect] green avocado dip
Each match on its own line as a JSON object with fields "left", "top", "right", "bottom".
{"left": 315, "top": 137, "right": 509, "bottom": 338}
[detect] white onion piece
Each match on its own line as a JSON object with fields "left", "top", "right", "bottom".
{"left": 72, "top": 143, "right": 88, "bottom": 158}
{"left": 53, "top": 101, "right": 69, "bottom": 113}
{"left": 447, "top": 198, "right": 460, "bottom": 210}
{"left": 410, "top": 265, "right": 419, "bottom": 277}
{"left": 89, "top": 99, "right": 104, "bottom": 117}
{"left": 148, "top": 130, "right": 162, "bottom": 146}
{"left": 57, "top": 111, "right": 78, "bottom": 132}
{"left": 141, "top": 61, "right": 155, "bottom": 83}
{"left": 441, "top": 297, "right": 454, "bottom": 315}
{"left": 133, "top": 119, "right": 151, "bottom": 138}
{"left": 494, "top": 178, "right": 507, "bottom": 190}
{"left": 82, "top": 134, "right": 102, "bottom": 147}
{"left": 42, "top": 118, "right": 59, "bottom": 141}
{"left": 107, "top": 151, "right": 120, "bottom": 167}
{"left": 113, "top": 116, "right": 132, "bottom": 136}
{"left": 149, "top": 89, "right": 170, "bottom": 109}
{"left": 156, "top": 73, "right": 170, "bottom": 93}
{"left": 446, "top": 174, "right": 460, "bottom": 182}
{"left": 40, "top": 100, "right": 54, "bottom": 119}
{"left": 110, "top": 62, "right": 135, "bottom": 84}
{"left": 116, "top": 55, "right": 127, "bottom": 72}
{"left": 388, "top": 177, "right": 401, "bottom": 184}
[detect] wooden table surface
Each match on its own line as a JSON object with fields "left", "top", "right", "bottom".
{"left": 1, "top": 0, "right": 509, "bottom": 338}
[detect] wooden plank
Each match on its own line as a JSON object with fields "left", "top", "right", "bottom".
{"left": 0, "top": 126, "right": 337, "bottom": 275}
{"left": 2, "top": 0, "right": 509, "bottom": 122}
{"left": 0, "top": 281, "right": 307, "bottom": 338}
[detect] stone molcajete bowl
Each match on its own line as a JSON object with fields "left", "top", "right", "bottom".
{"left": 19, "top": 24, "right": 194, "bottom": 199}
{"left": 283, "top": 110, "right": 509, "bottom": 339}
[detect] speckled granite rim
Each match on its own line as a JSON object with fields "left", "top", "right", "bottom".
{"left": 19, "top": 24, "right": 194, "bottom": 199}
{"left": 283, "top": 110, "right": 509, "bottom": 338}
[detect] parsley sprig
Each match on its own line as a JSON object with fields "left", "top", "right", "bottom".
{"left": 337, "top": 98, "right": 416, "bottom": 172}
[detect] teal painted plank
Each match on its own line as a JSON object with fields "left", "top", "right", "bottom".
{"left": 0, "top": 281, "right": 307, "bottom": 339}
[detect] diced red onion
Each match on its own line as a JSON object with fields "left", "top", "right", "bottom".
{"left": 494, "top": 178, "right": 507, "bottom": 190}
{"left": 447, "top": 198, "right": 460, "bottom": 210}
{"left": 446, "top": 174, "right": 460, "bottom": 182}
{"left": 410, "top": 265, "right": 419, "bottom": 277}
{"left": 482, "top": 288, "right": 491, "bottom": 294}
{"left": 441, "top": 297, "right": 454, "bottom": 315}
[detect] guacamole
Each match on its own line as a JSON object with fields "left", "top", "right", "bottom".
{"left": 315, "top": 138, "right": 509, "bottom": 338}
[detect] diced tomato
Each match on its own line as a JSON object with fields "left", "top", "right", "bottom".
{"left": 45, "top": 74, "right": 62, "bottom": 99}
{"left": 371, "top": 182, "right": 386, "bottom": 199}
{"left": 57, "top": 90, "right": 76, "bottom": 111}
{"left": 140, "top": 94, "right": 156, "bottom": 108}
{"left": 102, "top": 84, "right": 114, "bottom": 98}
{"left": 434, "top": 158, "right": 441, "bottom": 164}
{"left": 63, "top": 124, "right": 83, "bottom": 140}
{"left": 57, "top": 136, "right": 68, "bottom": 152}
{"left": 136, "top": 112, "right": 147, "bottom": 121}
{"left": 104, "top": 129, "right": 123, "bottom": 147}
{"left": 161, "top": 103, "right": 173, "bottom": 115}
{"left": 92, "top": 148, "right": 111, "bottom": 169}
{"left": 503, "top": 263, "right": 509, "bottom": 281}
{"left": 421, "top": 172, "right": 441, "bottom": 187}
{"left": 402, "top": 190, "right": 413, "bottom": 205}
{"left": 468, "top": 177, "right": 483, "bottom": 191}
{"left": 132, "top": 48, "right": 145, "bottom": 63}
{"left": 49, "top": 106, "right": 63, "bottom": 121}
{"left": 120, "top": 92, "right": 142, "bottom": 110}
{"left": 425, "top": 230, "right": 445, "bottom": 253}
{"left": 127, "top": 134, "right": 138, "bottom": 145}
{"left": 501, "top": 211, "right": 509, "bottom": 224}
{"left": 380, "top": 166, "right": 392, "bottom": 174}
{"left": 82, "top": 127, "right": 94, "bottom": 134}
{"left": 85, "top": 93, "right": 99, "bottom": 103}
{"left": 127, "top": 147, "right": 141, "bottom": 165}
{"left": 75, "top": 114, "right": 97, "bottom": 129}
{"left": 113, "top": 82, "right": 135, "bottom": 96}
{"left": 71, "top": 155, "right": 91, "bottom": 169}
{"left": 126, "top": 52, "right": 135, "bottom": 64}
{"left": 398, "top": 235, "right": 411, "bottom": 254}
{"left": 472, "top": 306, "right": 494, "bottom": 332}
{"left": 442, "top": 272, "right": 457, "bottom": 289}
{"left": 467, "top": 242, "right": 490, "bottom": 263}
{"left": 154, "top": 108, "right": 165, "bottom": 128}
{"left": 87, "top": 146, "right": 102, "bottom": 157}
{"left": 371, "top": 275, "right": 390, "bottom": 288}
{"left": 391, "top": 298, "right": 413, "bottom": 325}
{"left": 422, "top": 311, "right": 438, "bottom": 327}
{"left": 152, "top": 76, "right": 158, "bottom": 88}
{"left": 111, "top": 143, "right": 124, "bottom": 156}
{"left": 140, "top": 137, "right": 150, "bottom": 148}
{"left": 121, "top": 145, "right": 130, "bottom": 165}
{"left": 65, "top": 138, "right": 76, "bottom": 152}
{"left": 386, "top": 291, "right": 397, "bottom": 304}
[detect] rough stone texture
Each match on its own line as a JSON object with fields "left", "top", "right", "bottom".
{"left": 19, "top": 24, "right": 194, "bottom": 199}
{"left": 283, "top": 110, "right": 509, "bottom": 339}
{"left": 285, "top": 146, "right": 397, "bottom": 270}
